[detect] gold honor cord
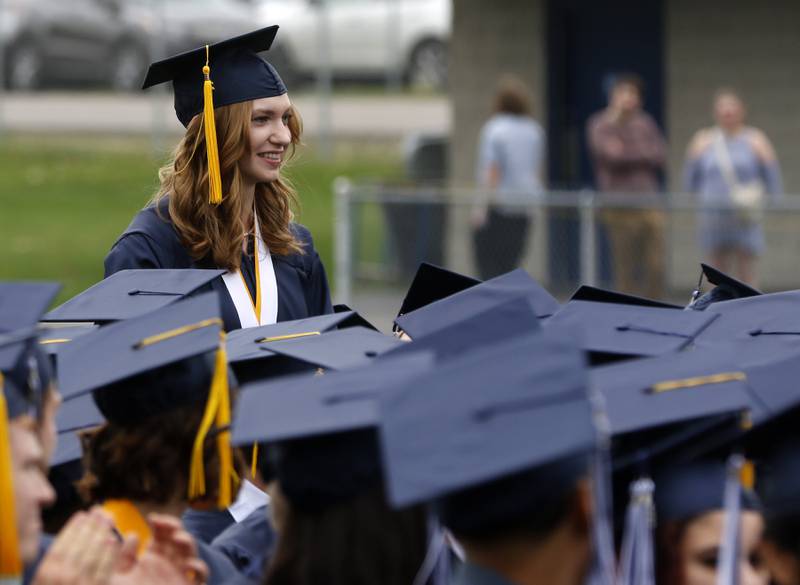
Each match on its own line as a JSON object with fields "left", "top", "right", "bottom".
{"left": 648, "top": 372, "right": 747, "bottom": 394}
{"left": 257, "top": 331, "right": 321, "bottom": 343}
{"left": 0, "top": 373, "right": 22, "bottom": 580}
{"left": 251, "top": 443, "right": 259, "bottom": 478}
{"left": 133, "top": 318, "right": 223, "bottom": 350}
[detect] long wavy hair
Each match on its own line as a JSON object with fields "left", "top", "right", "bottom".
{"left": 154, "top": 100, "right": 304, "bottom": 271}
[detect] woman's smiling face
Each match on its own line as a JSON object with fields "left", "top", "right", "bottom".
{"left": 240, "top": 94, "right": 294, "bottom": 186}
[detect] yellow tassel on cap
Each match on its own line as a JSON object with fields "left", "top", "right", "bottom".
{"left": 0, "top": 374, "right": 22, "bottom": 580}
{"left": 203, "top": 45, "right": 223, "bottom": 206}
{"left": 189, "top": 333, "right": 236, "bottom": 509}
{"left": 740, "top": 459, "right": 756, "bottom": 490}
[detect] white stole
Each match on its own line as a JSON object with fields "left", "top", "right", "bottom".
{"left": 222, "top": 211, "right": 278, "bottom": 328}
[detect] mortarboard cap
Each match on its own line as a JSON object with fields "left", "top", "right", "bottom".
{"left": 592, "top": 347, "right": 763, "bottom": 471}
{"left": 544, "top": 301, "right": 717, "bottom": 363}
{"left": 693, "top": 291, "right": 800, "bottom": 346}
{"left": 232, "top": 353, "right": 434, "bottom": 447}
{"left": 378, "top": 331, "right": 594, "bottom": 510}
{"left": 688, "top": 263, "right": 761, "bottom": 311}
{"left": 259, "top": 327, "right": 403, "bottom": 372}
{"left": 653, "top": 458, "right": 760, "bottom": 522}
{"left": 395, "top": 263, "right": 481, "bottom": 322}
{"left": 142, "top": 26, "right": 286, "bottom": 127}
{"left": 57, "top": 292, "right": 223, "bottom": 408}
{"left": 38, "top": 324, "right": 98, "bottom": 361}
{"left": 56, "top": 393, "right": 104, "bottom": 434}
{"left": 227, "top": 311, "right": 368, "bottom": 365}
{"left": 0, "top": 283, "right": 61, "bottom": 420}
{"left": 0, "top": 282, "right": 61, "bottom": 332}
{"left": 43, "top": 269, "right": 224, "bottom": 324}
{"left": 332, "top": 304, "right": 379, "bottom": 331}
{"left": 570, "top": 285, "right": 681, "bottom": 309}
{"left": 395, "top": 269, "right": 558, "bottom": 339}
{"left": 232, "top": 354, "right": 434, "bottom": 511}
{"left": 58, "top": 292, "right": 237, "bottom": 507}
{"left": 384, "top": 295, "right": 540, "bottom": 363}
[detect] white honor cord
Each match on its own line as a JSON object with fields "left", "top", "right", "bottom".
{"left": 221, "top": 209, "right": 278, "bottom": 328}
{"left": 716, "top": 454, "right": 744, "bottom": 585}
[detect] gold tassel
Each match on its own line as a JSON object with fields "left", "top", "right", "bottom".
{"left": 188, "top": 334, "right": 234, "bottom": 508}
{"left": 0, "top": 374, "right": 22, "bottom": 580}
{"left": 740, "top": 459, "right": 756, "bottom": 490}
{"left": 250, "top": 443, "right": 259, "bottom": 479}
{"left": 203, "top": 45, "right": 222, "bottom": 206}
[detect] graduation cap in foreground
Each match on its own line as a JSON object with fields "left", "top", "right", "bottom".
{"left": 570, "top": 285, "right": 681, "bottom": 309}
{"left": 693, "top": 290, "right": 800, "bottom": 346}
{"left": 57, "top": 292, "right": 236, "bottom": 508}
{"left": 384, "top": 294, "right": 540, "bottom": 363}
{"left": 0, "top": 282, "right": 61, "bottom": 333}
{"left": 0, "top": 283, "right": 61, "bottom": 419}
{"left": 38, "top": 324, "right": 98, "bottom": 360}
{"left": 258, "top": 327, "right": 404, "bottom": 372}
{"left": 395, "top": 269, "right": 559, "bottom": 339}
{"left": 395, "top": 263, "right": 481, "bottom": 323}
{"left": 232, "top": 353, "right": 434, "bottom": 511}
{"left": 544, "top": 301, "right": 717, "bottom": 364}
{"left": 378, "top": 331, "right": 594, "bottom": 519}
{"left": 688, "top": 263, "right": 762, "bottom": 311}
{"left": 43, "top": 269, "right": 224, "bottom": 324}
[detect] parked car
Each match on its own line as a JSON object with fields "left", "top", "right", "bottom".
{"left": 1, "top": 0, "right": 254, "bottom": 91}
{"left": 255, "top": 0, "right": 450, "bottom": 90}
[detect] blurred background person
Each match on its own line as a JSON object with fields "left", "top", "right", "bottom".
{"left": 587, "top": 74, "right": 667, "bottom": 299}
{"left": 684, "top": 89, "right": 783, "bottom": 288}
{"left": 471, "top": 75, "right": 545, "bottom": 280}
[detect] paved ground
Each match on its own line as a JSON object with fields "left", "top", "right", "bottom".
{"left": 0, "top": 91, "right": 450, "bottom": 138}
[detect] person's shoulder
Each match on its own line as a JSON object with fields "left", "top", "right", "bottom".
{"left": 744, "top": 127, "right": 777, "bottom": 162}
{"left": 122, "top": 197, "right": 175, "bottom": 240}
{"left": 273, "top": 222, "right": 318, "bottom": 272}
{"left": 586, "top": 109, "right": 609, "bottom": 130}
{"left": 687, "top": 127, "right": 715, "bottom": 158}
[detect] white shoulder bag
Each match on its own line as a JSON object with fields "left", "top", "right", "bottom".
{"left": 713, "top": 128, "right": 765, "bottom": 224}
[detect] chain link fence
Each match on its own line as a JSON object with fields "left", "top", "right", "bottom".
{"left": 334, "top": 181, "right": 800, "bottom": 329}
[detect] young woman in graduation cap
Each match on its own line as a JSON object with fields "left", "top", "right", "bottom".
{"left": 105, "top": 26, "right": 332, "bottom": 332}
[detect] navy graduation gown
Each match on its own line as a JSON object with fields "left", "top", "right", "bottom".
{"left": 104, "top": 198, "right": 333, "bottom": 332}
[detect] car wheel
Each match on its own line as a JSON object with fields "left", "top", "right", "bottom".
{"left": 7, "top": 40, "right": 43, "bottom": 91}
{"left": 110, "top": 42, "right": 147, "bottom": 92}
{"left": 406, "top": 39, "right": 447, "bottom": 91}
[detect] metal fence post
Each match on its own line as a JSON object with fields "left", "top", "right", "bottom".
{"left": 579, "top": 190, "right": 598, "bottom": 287}
{"left": 334, "top": 176, "right": 353, "bottom": 305}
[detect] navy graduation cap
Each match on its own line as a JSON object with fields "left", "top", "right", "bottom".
{"left": 142, "top": 25, "right": 286, "bottom": 128}
{"left": 226, "top": 311, "right": 370, "bottom": 365}
{"left": 226, "top": 312, "right": 382, "bottom": 384}
{"left": 38, "top": 324, "right": 98, "bottom": 361}
{"left": 232, "top": 353, "right": 434, "bottom": 511}
{"left": 43, "top": 269, "right": 224, "bottom": 324}
{"left": 395, "top": 268, "right": 559, "bottom": 339}
{"left": 693, "top": 290, "right": 800, "bottom": 346}
{"left": 384, "top": 294, "right": 540, "bottom": 363}
{"left": 570, "top": 285, "right": 681, "bottom": 309}
{"left": 0, "top": 282, "right": 61, "bottom": 332}
{"left": 688, "top": 263, "right": 762, "bottom": 311}
{"left": 232, "top": 353, "right": 434, "bottom": 447}
{"left": 259, "top": 327, "right": 404, "bottom": 372}
{"left": 592, "top": 347, "right": 760, "bottom": 469}
{"left": 57, "top": 292, "right": 224, "bottom": 403}
{"left": 0, "top": 282, "right": 61, "bottom": 419}
{"left": 395, "top": 262, "right": 481, "bottom": 322}
{"left": 544, "top": 300, "right": 717, "bottom": 363}
{"left": 56, "top": 291, "right": 237, "bottom": 507}
{"left": 378, "top": 331, "right": 594, "bottom": 509}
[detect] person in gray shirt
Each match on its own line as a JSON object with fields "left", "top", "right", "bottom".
{"left": 472, "top": 75, "right": 546, "bottom": 279}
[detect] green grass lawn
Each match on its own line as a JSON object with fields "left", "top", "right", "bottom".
{"left": 0, "top": 135, "right": 402, "bottom": 304}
